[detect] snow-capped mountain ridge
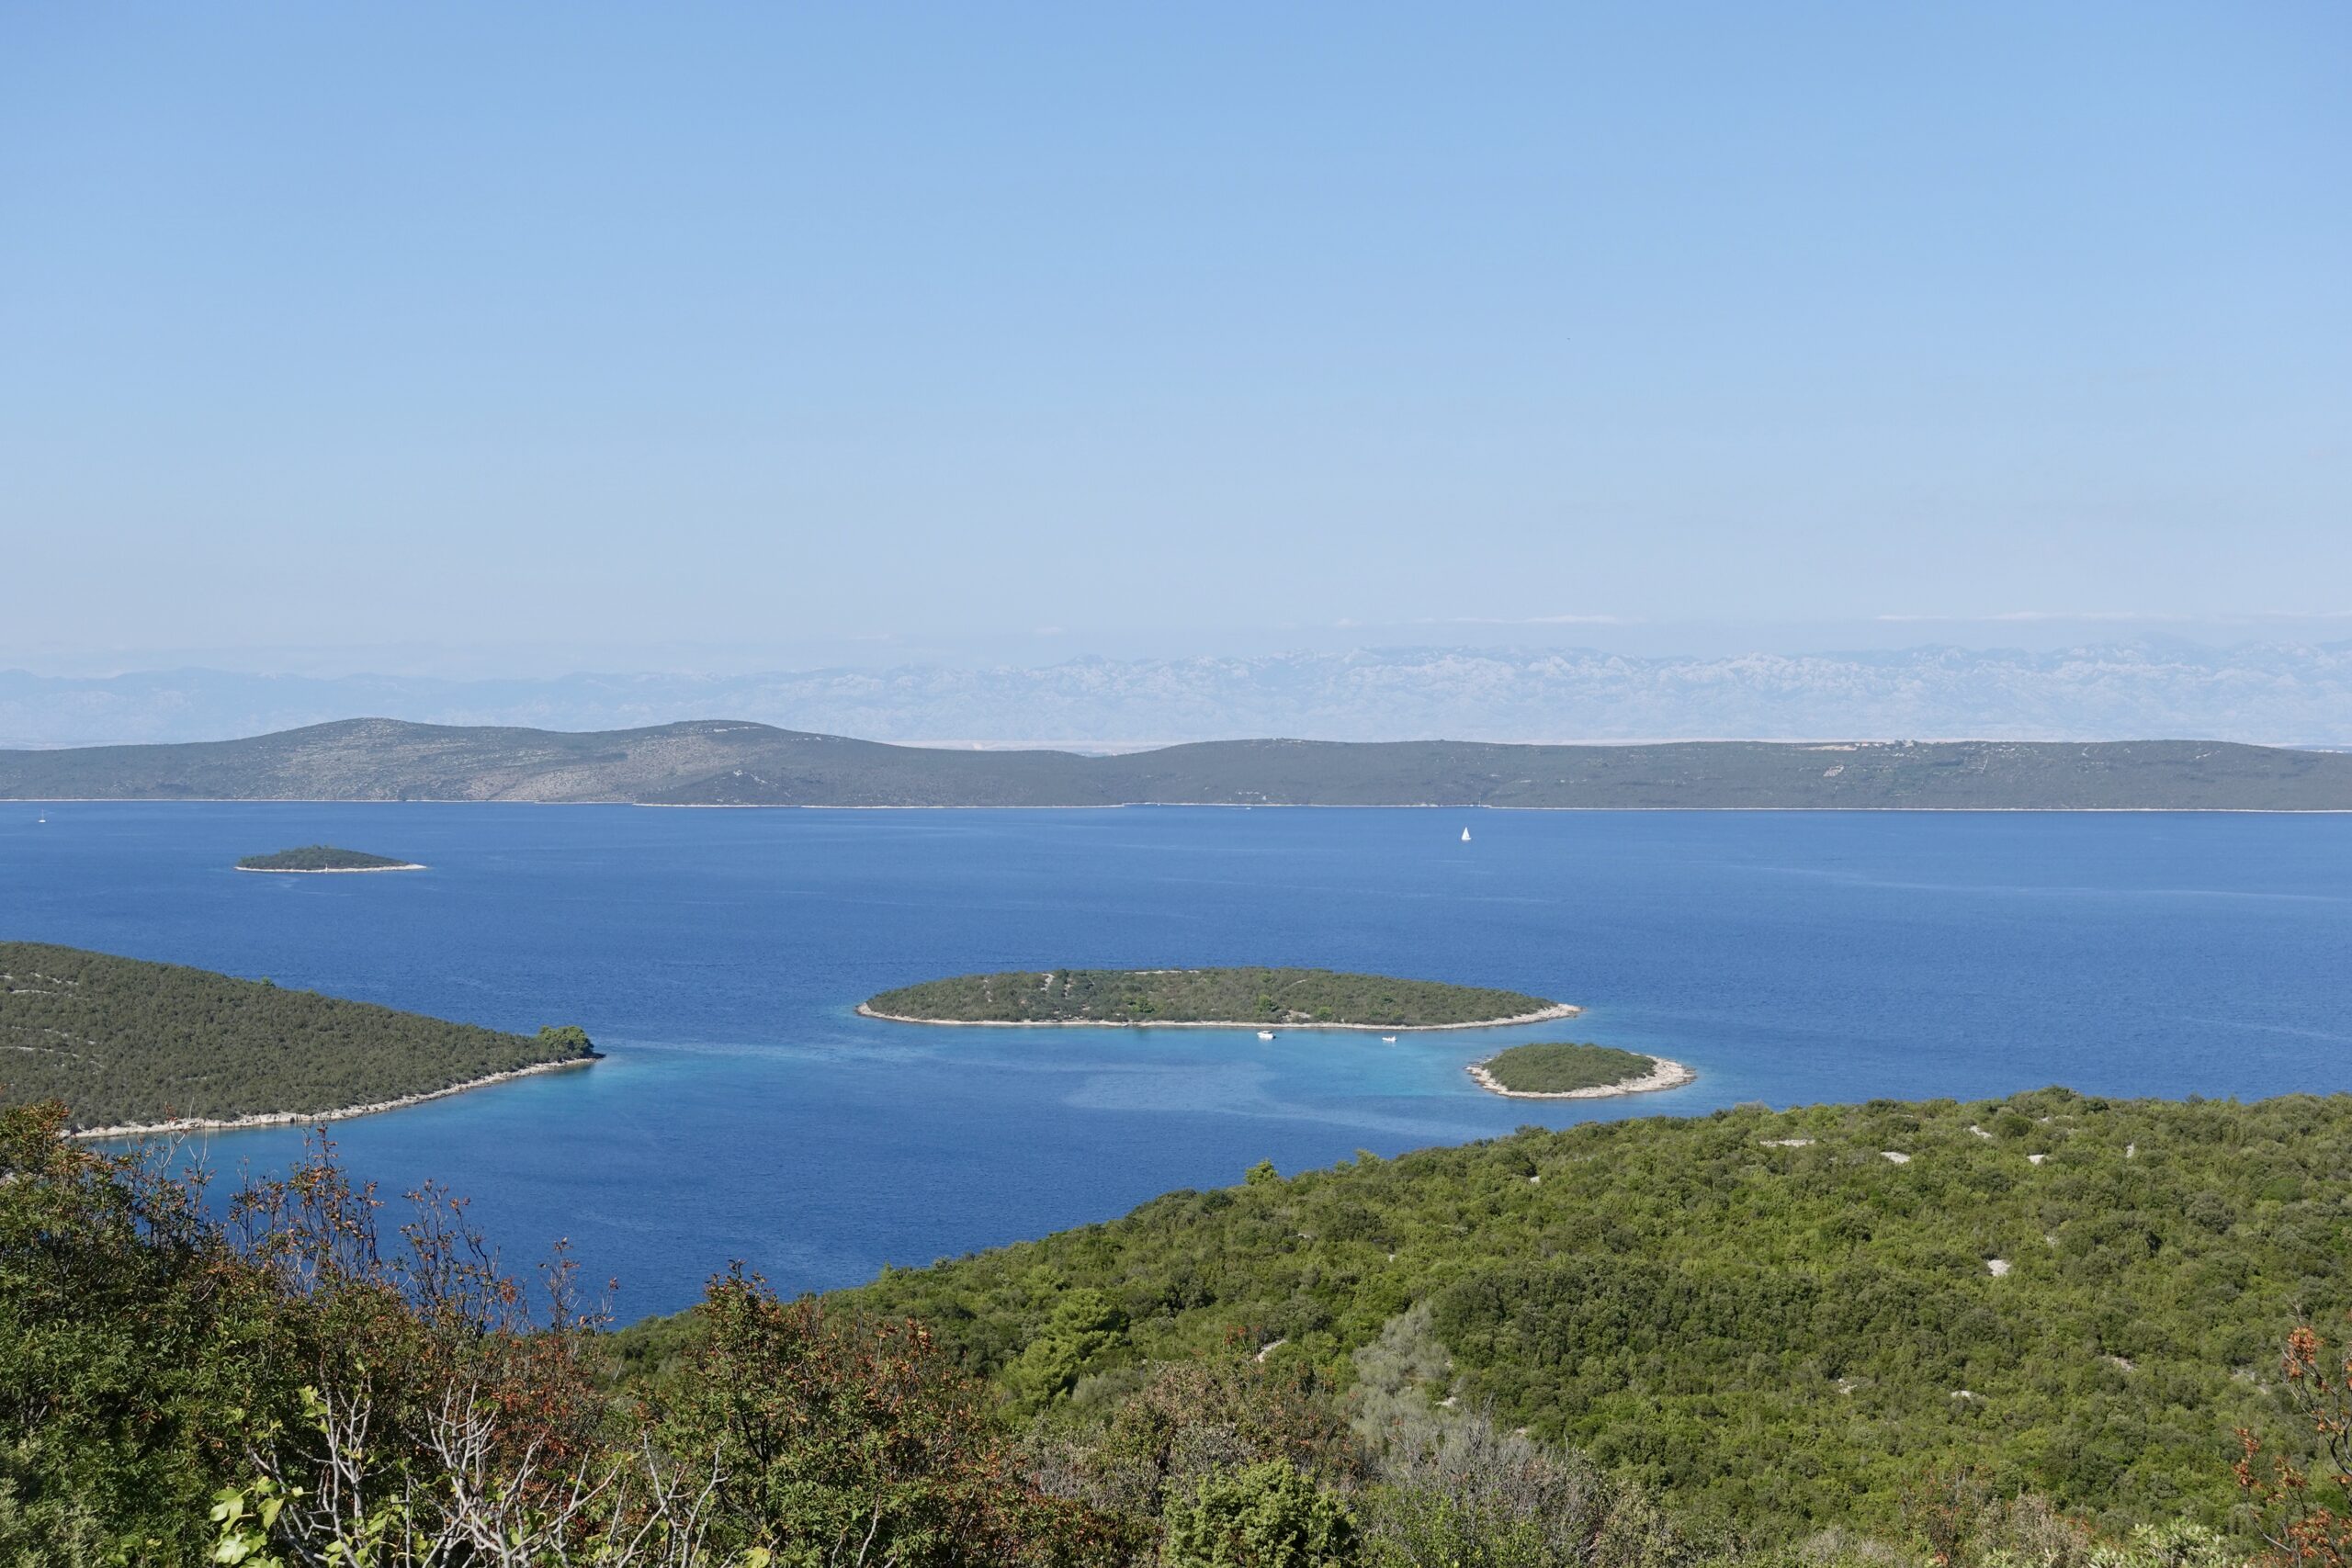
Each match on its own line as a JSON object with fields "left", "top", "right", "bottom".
{"left": 4, "top": 641, "right": 2347, "bottom": 750}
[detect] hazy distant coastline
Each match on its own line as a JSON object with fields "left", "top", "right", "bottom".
{"left": 5, "top": 719, "right": 2350, "bottom": 811}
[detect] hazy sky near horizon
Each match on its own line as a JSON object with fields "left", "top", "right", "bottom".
{"left": 3, "top": 3, "right": 2346, "bottom": 671}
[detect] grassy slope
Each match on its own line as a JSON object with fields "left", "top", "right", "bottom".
{"left": 1477, "top": 1042, "right": 1656, "bottom": 1091}
{"left": 865, "top": 968, "right": 1557, "bottom": 1027}
{"left": 835, "top": 1089, "right": 2346, "bottom": 1539}
{"left": 0, "top": 942, "right": 594, "bottom": 1130}
{"left": 4, "top": 721, "right": 2349, "bottom": 808}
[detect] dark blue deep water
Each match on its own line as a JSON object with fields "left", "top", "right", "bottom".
{"left": 5, "top": 804, "right": 2348, "bottom": 1317}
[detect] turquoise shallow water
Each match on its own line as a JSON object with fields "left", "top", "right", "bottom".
{"left": 4, "top": 803, "right": 2348, "bottom": 1317}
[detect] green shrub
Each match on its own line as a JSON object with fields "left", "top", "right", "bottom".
{"left": 1163, "top": 1461, "right": 1360, "bottom": 1568}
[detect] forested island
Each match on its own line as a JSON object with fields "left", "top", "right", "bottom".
{"left": 1469, "top": 1041, "right": 1693, "bottom": 1098}
{"left": 4, "top": 716, "right": 2350, "bottom": 809}
{"left": 10, "top": 1086, "right": 2352, "bottom": 1564}
{"left": 0, "top": 942, "right": 596, "bottom": 1133}
{"left": 863, "top": 967, "right": 1572, "bottom": 1029}
{"left": 235, "top": 843, "right": 423, "bottom": 873}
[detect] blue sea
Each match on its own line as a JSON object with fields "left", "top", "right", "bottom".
{"left": 5, "top": 804, "right": 2348, "bottom": 1318}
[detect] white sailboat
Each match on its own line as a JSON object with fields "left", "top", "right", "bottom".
{"left": 1460, "top": 826, "right": 1471, "bottom": 842}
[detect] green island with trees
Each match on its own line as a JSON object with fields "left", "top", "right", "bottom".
{"left": 7, "top": 1086, "right": 2352, "bottom": 1567}
{"left": 0, "top": 942, "right": 596, "bottom": 1133}
{"left": 1472, "top": 1042, "right": 1662, "bottom": 1094}
{"left": 234, "top": 843, "right": 424, "bottom": 872}
{"left": 863, "top": 968, "right": 1570, "bottom": 1029}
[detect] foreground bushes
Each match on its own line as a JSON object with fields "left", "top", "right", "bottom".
{"left": 6, "top": 1094, "right": 2348, "bottom": 1566}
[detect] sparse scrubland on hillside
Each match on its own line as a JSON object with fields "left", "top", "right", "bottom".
{"left": 822, "top": 1090, "right": 2352, "bottom": 1541}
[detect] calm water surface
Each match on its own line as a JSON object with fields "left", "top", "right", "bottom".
{"left": 4, "top": 804, "right": 2347, "bottom": 1316}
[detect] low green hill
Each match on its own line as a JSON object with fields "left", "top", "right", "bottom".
{"left": 0, "top": 942, "right": 595, "bottom": 1131}
{"left": 836, "top": 1089, "right": 2352, "bottom": 1540}
{"left": 235, "top": 844, "right": 417, "bottom": 871}
{"left": 864, "top": 967, "right": 1561, "bottom": 1027}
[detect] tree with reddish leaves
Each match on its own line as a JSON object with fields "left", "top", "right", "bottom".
{"left": 137, "top": 1126, "right": 713, "bottom": 1562}
{"left": 2237, "top": 1321, "right": 2352, "bottom": 1568}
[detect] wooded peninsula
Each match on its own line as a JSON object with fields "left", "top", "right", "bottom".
{"left": 862, "top": 968, "right": 1572, "bottom": 1029}
{"left": 0, "top": 942, "right": 596, "bottom": 1133}
{"left": 235, "top": 844, "right": 423, "bottom": 873}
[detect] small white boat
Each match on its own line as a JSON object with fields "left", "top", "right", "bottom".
{"left": 1381, "top": 1034, "right": 1397, "bottom": 1044}
{"left": 1257, "top": 1030, "right": 1275, "bottom": 1041}
{"left": 1460, "top": 827, "right": 1471, "bottom": 842}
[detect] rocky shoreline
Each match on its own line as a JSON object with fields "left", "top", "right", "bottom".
{"left": 233, "top": 863, "right": 426, "bottom": 874}
{"left": 70, "top": 1055, "right": 594, "bottom": 1141}
{"left": 1466, "top": 1054, "right": 1696, "bottom": 1100}
{"left": 854, "top": 1001, "right": 1582, "bottom": 1032}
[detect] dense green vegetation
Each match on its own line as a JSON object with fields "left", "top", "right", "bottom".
{"left": 835, "top": 1089, "right": 2352, "bottom": 1542}
{"left": 0, "top": 942, "right": 595, "bottom": 1130}
{"left": 866, "top": 969, "right": 1560, "bottom": 1028}
{"left": 11, "top": 1092, "right": 2342, "bottom": 1568}
{"left": 1476, "top": 1043, "right": 1656, "bottom": 1093}
{"left": 235, "top": 843, "right": 418, "bottom": 871}
{"left": 4, "top": 717, "right": 2349, "bottom": 809}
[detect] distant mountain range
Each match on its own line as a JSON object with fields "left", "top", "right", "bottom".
{"left": 4, "top": 720, "right": 2347, "bottom": 810}
{"left": 3, "top": 640, "right": 2350, "bottom": 750}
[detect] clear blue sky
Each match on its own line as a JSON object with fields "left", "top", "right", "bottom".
{"left": 2, "top": 3, "right": 2345, "bottom": 670}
